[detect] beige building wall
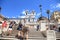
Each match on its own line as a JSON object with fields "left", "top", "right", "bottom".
{"left": 0, "top": 18, "right": 3, "bottom": 21}
{"left": 54, "top": 11, "right": 60, "bottom": 19}
{"left": 51, "top": 11, "right": 60, "bottom": 23}
{"left": 58, "top": 19, "right": 60, "bottom": 23}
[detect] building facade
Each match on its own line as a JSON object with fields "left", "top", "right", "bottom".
{"left": 51, "top": 11, "right": 60, "bottom": 24}
{"left": 6, "top": 10, "right": 38, "bottom": 28}
{"left": 0, "top": 14, "right": 6, "bottom": 22}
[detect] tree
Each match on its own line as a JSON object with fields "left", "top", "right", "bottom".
{"left": 46, "top": 10, "right": 50, "bottom": 21}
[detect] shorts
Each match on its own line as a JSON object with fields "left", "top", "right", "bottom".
{"left": 8, "top": 28, "right": 12, "bottom": 30}
{"left": 2, "top": 28, "right": 7, "bottom": 32}
{"left": 17, "top": 27, "right": 22, "bottom": 31}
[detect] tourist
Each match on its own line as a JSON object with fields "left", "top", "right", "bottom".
{"left": 46, "top": 25, "right": 49, "bottom": 30}
{"left": 0, "top": 21, "right": 2, "bottom": 36}
{"left": 23, "top": 25, "right": 29, "bottom": 40}
{"left": 8, "top": 21, "right": 13, "bottom": 36}
{"left": 2, "top": 20, "right": 7, "bottom": 36}
{"left": 36, "top": 25, "right": 40, "bottom": 31}
{"left": 16, "top": 22, "right": 23, "bottom": 39}
{"left": 53, "top": 25, "right": 56, "bottom": 30}
{"left": 58, "top": 27, "right": 60, "bottom": 32}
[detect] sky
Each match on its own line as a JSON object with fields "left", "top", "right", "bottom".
{"left": 0, "top": 0, "right": 60, "bottom": 19}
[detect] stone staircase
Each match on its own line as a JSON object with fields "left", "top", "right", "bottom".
{"left": 56, "top": 32, "right": 60, "bottom": 40}
{"left": 0, "top": 27, "right": 47, "bottom": 40}
{"left": 1, "top": 25, "right": 60, "bottom": 40}
{"left": 28, "top": 28, "right": 46, "bottom": 40}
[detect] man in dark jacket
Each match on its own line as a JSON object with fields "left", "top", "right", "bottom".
{"left": 37, "top": 25, "right": 40, "bottom": 31}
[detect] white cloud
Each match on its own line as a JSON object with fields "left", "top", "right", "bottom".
{"left": 50, "top": 4, "right": 56, "bottom": 8}
{"left": 5, "top": 16, "right": 9, "bottom": 18}
{"left": 18, "top": 16, "right": 26, "bottom": 18}
{"left": 56, "top": 3, "right": 60, "bottom": 8}
{"left": 7, "top": 17, "right": 9, "bottom": 18}
{"left": 20, "top": 16, "right": 25, "bottom": 18}
{"left": 50, "top": 3, "right": 60, "bottom": 8}
{"left": 22, "top": 10, "right": 25, "bottom": 14}
{"left": 18, "top": 16, "right": 20, "bottom": 18}
{"left": 12, "top": 16, "right": 16, "bottom": 18}
{"left": 36, "top": 12, "right": 41, "bottom": 16}
{"left": 22, "top": 10, "right": 29, "bottom": 15}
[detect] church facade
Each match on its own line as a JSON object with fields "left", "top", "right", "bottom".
{"left": 6, "top": 10, "right": 38, "bottom": 28}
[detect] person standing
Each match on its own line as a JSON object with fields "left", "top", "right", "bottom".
{"left": 8, "top": 21, "right": 13, "bottom": 36}
{"left": 23, "top": 25, "right": 29, "bottom": 40}
{"left": 36, "top": 25, "right": 40, "bottom": 31}
{"left": 0, "top": 21, "right": 2, "bottom": 36}
{"left": 58, "top": 26, "right": 60, "bottom": 32}
{"left": 16, "top": 22, "right": 23, "bottom": 39}
{"left": 2, "top": 20, "right": 7, "bottom": 36}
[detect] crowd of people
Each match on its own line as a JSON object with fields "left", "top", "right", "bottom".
{"left": 0, "top": 20, "right": 29, "bottom": 40}
{"left": 1, "top": 20, "right": 60, "bottom": 40}
{"left": 50, "top": 25, "right": 60, "bottom": 32}
{"left": 16, "top": 22, "right": 29, "bottom": 40}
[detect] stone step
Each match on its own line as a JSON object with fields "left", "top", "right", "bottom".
{"left": 56, "top": 32, "right": 60, "bottom": 38}
{"left": 1, "top": 35, "right": 44, "bottom": 38}
{"left": 3, "top": 36, "right": 15, "bottom": 38}
{"left": 0, "top": 36, "right": 46, "bottom": 40}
